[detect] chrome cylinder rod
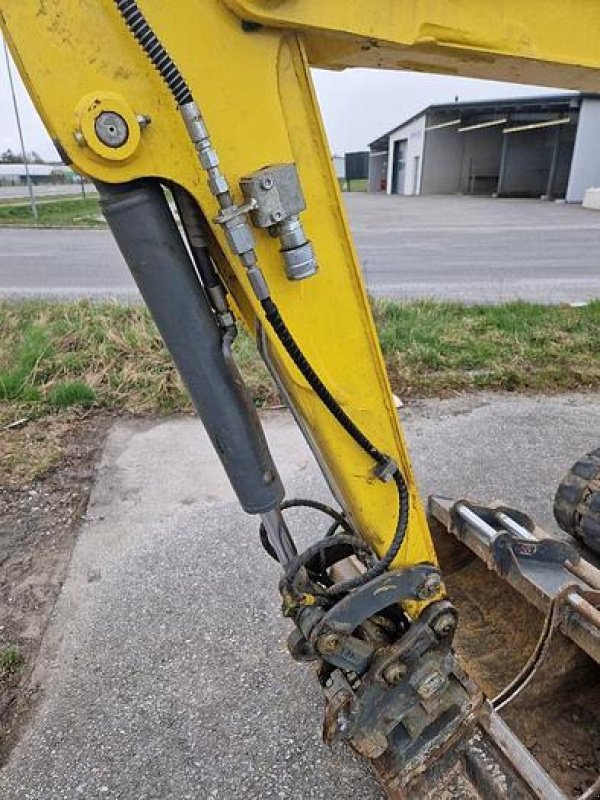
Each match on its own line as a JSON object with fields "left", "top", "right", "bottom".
{"left": 260, "top": 508, "right": 297, "bottom": 565}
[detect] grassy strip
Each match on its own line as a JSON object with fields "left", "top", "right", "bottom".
{"left": 1, "top": 299, "right": 598, "bottom": 480}
{"left": 374, "top": 299, "right": 600, "bottom": 395}
{"left": 2, "top": 298, "right": 598, "bottom": 416}
{"left": 0, "top": 196, "right": 103, "bottom": 227}
{"left": 339, "top": 178, "right": 368, "bottom": 192}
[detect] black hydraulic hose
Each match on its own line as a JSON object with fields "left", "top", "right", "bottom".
{"left": 113, "top": 0, "right": 193, "bottom": 105}
{"left": 279, "top": 533, "right": 372, "bottom": 604}
{"left": 258, "top": 498, "right": 355, "bottom": 561}
{"left": 261, "top": 297, "right": 390, "bottom": 469}
{"left": 171, "top": 185, "right": 224, "bottom": 292}
{"left": 260, "top": 297, "right": 410, "bottom": 596}
{"left": 322, "top": 470, "right": 408, "bottom": 596}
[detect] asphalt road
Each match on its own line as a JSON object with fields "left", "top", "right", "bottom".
{"left": 1, "top": 394, "right": 598, "bottom": 799}
{"left": 2, "top": 195, "right": 600, "bottom": 303}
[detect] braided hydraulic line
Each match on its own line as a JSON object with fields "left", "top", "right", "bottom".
{"left": 260, "top": 297, "right": 410, "bottom": 596}
{"left": 262, "top": 298, "right": 389, "bottom": 468}
{"left": 258, "top": 498, "right": 354, "bottom": 561}
{"left": 114, "top": 0, "right": 192, "bottom": 105}
{"left": 111, "top": 0, "right": 411, "bottom": 595}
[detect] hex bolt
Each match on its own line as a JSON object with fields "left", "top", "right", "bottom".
{"left": 416, "top": 670, "right": 446, "bottom": 700}
{"left": 260, "top": 176, "right": 274, "bottom": 190}
{"left": 270, "top": 210, "right": 284, "bottom": 223}
{"left": 383, "top": 661, "right": 407, "bottom": 686}
{"left": 318, "top": 633, "right": 341, "bottom": 654}
{"left": 336, "top": 710, "right": 350, "bottom": 734}
{"left": 417, "top": 573, "right": 441, "bottom": 600}
{"left": 136, "top": 114, "right": 151, "bottom": 129}
{"left": 432, "top": 611, "right": 456, "bottom": 639}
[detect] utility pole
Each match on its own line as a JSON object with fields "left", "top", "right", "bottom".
{"left": 3, "top": 37, "right": 38, "bottom": 220}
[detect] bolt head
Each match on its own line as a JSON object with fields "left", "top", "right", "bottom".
{"left": 94, "top": 111, "right": 129, "bottom": 148}
{"left": 383, "top": 661, "right": 407, "bottom": 685}
{"left": 336, "top": 711, "right": 350, "bottom": 734}
{"left": 260, "top": 176, "right": 274, "bottom": 190}
{"left": 416, "top": 670, "right": 446, "bottom": 699}
{"left": 319, "top": 633, "right": 341, "bottom": 654}
{"left": 417, "top": 573, "right": 441, "bottom": 600}
{"left": 432, "top": 611, "right": 456, "bottom": 639}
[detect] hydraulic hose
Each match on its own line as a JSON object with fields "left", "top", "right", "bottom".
{"left": 261, "top": 298, "right": 389, "bottom": 469}
{"left": 260, "top": 296, "right": 410, "bottom": 596}
{"left": 114, "top": 0, "right": 192, "bottom": 105}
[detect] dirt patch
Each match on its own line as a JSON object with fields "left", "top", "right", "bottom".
{"left": 0, "top": 414, "right": 111, "bottom": 764}
{"left": 434, "top": 534, "right": 600, "bottom": 796}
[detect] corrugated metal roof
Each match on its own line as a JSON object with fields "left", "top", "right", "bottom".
{"left": 368, "top": 91, "right": 598, "bottom": 149}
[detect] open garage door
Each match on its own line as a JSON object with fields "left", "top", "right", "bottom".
{"left": 498, "top": 120, "right": 576, "bottom": 199}
{"left": 391, "top": 139, "right": 407, "bottom": 194}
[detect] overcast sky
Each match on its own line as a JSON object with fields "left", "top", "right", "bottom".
{"left": 1, "top": 39, "right": 564, "bottom": 161}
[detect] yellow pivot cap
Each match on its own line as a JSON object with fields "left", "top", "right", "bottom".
{"left": 74, "top": 91, "right": 144, "bottom": 162}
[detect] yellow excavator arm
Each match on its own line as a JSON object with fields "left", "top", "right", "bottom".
{"left": 3, "top": 0, "right": 600, "bottom": 575}
{"left": 1, "top": 0, "right": 439, "bottom": 576}
{"left": 2, "top": 3, "right": 598, "bottom": 797}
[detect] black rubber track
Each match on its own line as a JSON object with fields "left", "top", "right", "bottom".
{"left": 554, "top": 447, "right": 600, "bottom": 555}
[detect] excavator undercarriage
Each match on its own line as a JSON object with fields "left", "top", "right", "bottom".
{"left": 1, "top": 1, "right": 598, "bottom": 796}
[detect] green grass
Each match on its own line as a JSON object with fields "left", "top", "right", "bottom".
{"left": 373, "top": 299, "right": 600, "bottom": 395}
{"left": 47, "top": 381, "right": 97, "bottom": 409}
{"left": 0, "top": 324, "right": 95, "bottom": 408}
{"left": 1, "top": 298, "right": 597, "bottom": 484}
{"left": 0, "top": 196, "right": 103, "bottom": 227}
{"left": 339, "top": 178, "right": 368, "bottom": 192}
{"left": 1, "top": 299, "right": 598, "bottom": 425}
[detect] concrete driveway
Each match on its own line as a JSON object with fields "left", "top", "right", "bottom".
{"left": 1, "top": 393, "right": 598, "bottom": 799}
{"left": 1, "top": 195, "right": 599, "bottom": 303}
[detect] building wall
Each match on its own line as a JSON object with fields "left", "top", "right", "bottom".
{"left": 385, "top": 115, "right": 425, "bottom": 195}
{"left": 368, "top": 152, "right": 388, "bottom": 192}
{"left": 460, "top": 127, "right": 503, "bottom": 194}
{"left": 566, "top": 98, "right": 600, "bottom": 202}
{"left": 420, "top": 117, "right": 464, "bottom": 194}
{"left": 332, "top": 155, "right": 345, "bottom": 180}
{"left": 499, "top": 128, "right": 557, "bottom": 196}
{"left": 552, "top": 126, "right": 576, "bottom": 197}
{"left": 375, "top": 97, "right": 588, "bottom": 199}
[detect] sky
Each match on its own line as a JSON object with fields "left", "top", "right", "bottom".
{"left": 0, "top": 38, "right": 565, "bottom": 162}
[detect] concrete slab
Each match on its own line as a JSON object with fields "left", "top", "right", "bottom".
{"left": 1, "top": 393, "right": 599, "bottom": 799}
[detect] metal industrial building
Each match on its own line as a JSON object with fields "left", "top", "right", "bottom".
{"left": 368, "top": 93, "right": 600, "bottom": 202}
{"left": 0, "top": 163, "right": 76, "bottom": 186}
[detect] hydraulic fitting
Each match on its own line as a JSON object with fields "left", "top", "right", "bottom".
{"left": 240, "top": 163, "right": 318, "bottom": 281}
